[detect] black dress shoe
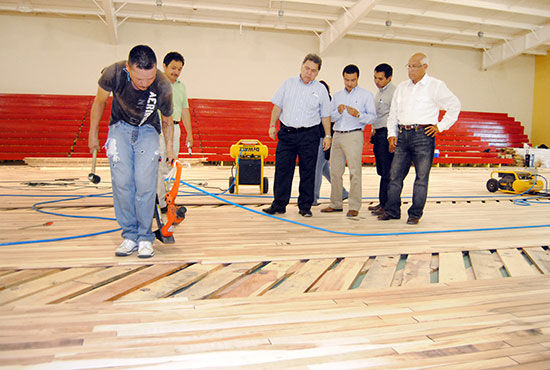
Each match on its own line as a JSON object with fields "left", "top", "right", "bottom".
{"left": 368, "top": 203, "right": 382, "bottom": 211}
{"left": 377, "top": 212, "right": 400, "bottom": 221}
{"left": 299, "top": 209, "right": 312, "bottom": 217}
{"left": 407, "top": 216, "right": 420, "bottom": 225}
{"left": 262, "top": 206, "right": 285, "bottom": 215}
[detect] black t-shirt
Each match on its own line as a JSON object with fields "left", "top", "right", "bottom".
{"left": 98, "top": 61, "right": 173, "bottom": 134}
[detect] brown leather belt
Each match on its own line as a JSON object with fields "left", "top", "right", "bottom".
{"left": 399, "top": 124, "right": 431, "bottom": 131}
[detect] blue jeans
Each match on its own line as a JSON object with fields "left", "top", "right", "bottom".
{"left": 313, "top": 138, "right": 348, "bottom": 204}
{"left": 106, "top": 121, "right": 161, "bottom": 243}
{"left": 384, "top": 127, "right": 435, "bottom": 219}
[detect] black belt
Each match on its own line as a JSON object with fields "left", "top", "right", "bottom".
{"left": 173, "top": 120, "right": 180, "bottom": 125}
{"left": 334, "top": 128, "right": 362, "bottom": 133}
{"left": 280, "top": 123, "right": 317, "bottom": 133}
{"left": 399, "top": 124, "right": 431, "bottom": 131}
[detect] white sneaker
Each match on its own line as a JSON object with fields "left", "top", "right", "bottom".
{"left": 115, "top": 239, "right": 138, "bottom": 256}
{"left": 138, "top": 241, "right": 155, "bottom": 258}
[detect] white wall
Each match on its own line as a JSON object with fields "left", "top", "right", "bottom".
{"left": 0, "top": 14, "right": 534, "bottom": 136}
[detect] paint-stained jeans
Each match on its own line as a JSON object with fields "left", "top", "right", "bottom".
{"left": 106, "top": 121, "right": 161, "bottom": 243}
{"left": 384, "top": 127, "right": 435, "bottom": 219}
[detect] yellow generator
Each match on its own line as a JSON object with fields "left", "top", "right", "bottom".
{"left": 229, "top": 139, "right": 269, "bottom": 194}
{"left": 486, "top": 170, "right": 543, "bottom": 194}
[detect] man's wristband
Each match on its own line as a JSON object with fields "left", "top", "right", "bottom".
{"left": 325, "top": 134, "right": 332, "bottom": 139}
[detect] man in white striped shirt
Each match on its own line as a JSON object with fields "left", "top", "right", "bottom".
{"left": 263, "top": 54, "right": 332, "bottom": 217}
{"left": 378, "top": 53, "right": 461, "bottom": 225}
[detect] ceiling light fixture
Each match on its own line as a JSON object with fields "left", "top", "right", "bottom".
{"left": 16, "top": 0, "right": 33, "bottom": 13}
{"left": 275, "top": 6, "right": 287, "bottom": 30}
{"left": 152, "top": 0, "right": 166, "bottom": 21}
{"left": 383, "top": 14, "right": 395, "bottom": 39}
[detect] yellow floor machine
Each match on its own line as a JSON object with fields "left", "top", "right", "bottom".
{"left": 228, "top": 139, "right": 269, "bottom": 194}
{"left": 486, "top": 170, "right": 543, "bottom": 194}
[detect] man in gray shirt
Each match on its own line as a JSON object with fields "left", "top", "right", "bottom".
{"left": 369, "top": 63, "right": 396, "bottom": 215}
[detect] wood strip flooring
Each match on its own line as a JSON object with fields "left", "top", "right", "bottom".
{"left": 0, "top": 164, "right": 549, "bottom": 368}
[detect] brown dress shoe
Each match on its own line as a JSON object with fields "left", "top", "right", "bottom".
{"left": 321, "top": 207, "right": 343, "bottom": 213}
{"left": 346, "top": 210, "right": 359, "bottom": 217}
{"left": 367, "top": 203, "right": 381, "bottom": 211}
{"left": 407, "top": 216, "right": 420, "bottom": 225}
{"left": 371, "top": 207, "right": 384, "bottom": 216}
{"left": 377, "top": 212, "right": 400, "bottom": 221}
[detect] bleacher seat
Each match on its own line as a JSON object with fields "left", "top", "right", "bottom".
{"left": 0, "top": 94, "right": 528, "bottom": 166}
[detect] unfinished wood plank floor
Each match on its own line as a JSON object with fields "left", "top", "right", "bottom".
{"left": 1, "top": 164, "right": 549, "bottom": 368}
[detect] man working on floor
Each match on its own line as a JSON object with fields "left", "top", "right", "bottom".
{"left": 89, "top": 45, "right": 174, "bottom": 258}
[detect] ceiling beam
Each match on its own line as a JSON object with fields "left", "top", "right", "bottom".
{"left": 374, "top": 4, "right": 543, "bottom": 31}
{"left": 102, "top": 0, "right": 118, "bottom": 44}
{"left": 320, "top": 0, "right": 379, "bottom": 54}
{"left": 427, "top": 0, "right": 550, "bottom": 19}
{"left": 483, "top": 23, "right": 550, "bottom": 69}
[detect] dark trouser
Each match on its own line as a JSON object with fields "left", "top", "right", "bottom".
{"left": 384, "top": 127, "right": 435, "bottom": 219}
{"left": 372, "top": 127, "right": 394, "bottom": 208}
{"left": 271, "top": 123, "right": 319, "bottom": 212}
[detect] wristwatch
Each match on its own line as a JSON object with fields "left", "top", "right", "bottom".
{"left": 325, "top": 134, "right": 332, "bottom": 139}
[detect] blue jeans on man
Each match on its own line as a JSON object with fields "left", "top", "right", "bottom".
{"left": 384, "top": 127, "right": 435, "bottom": 220}
{"left": 106, "top": 121, "right": 160, "bottom": 243}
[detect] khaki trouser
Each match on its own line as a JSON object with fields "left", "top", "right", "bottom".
{"left": 329, "top": 130, "right": 364, "bottom": 211}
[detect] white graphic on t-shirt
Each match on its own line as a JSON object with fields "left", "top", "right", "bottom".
{"left": 140, "top": 91, "right": 157, "bottom": 125}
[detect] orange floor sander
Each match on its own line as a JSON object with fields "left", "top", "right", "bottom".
{"left": 154, "top": 160, "right": 187, "bottom": 243}
{"left": 228, "top": 139, "right": 269, "bottom": 194}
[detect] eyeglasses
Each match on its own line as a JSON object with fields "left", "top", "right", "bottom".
{"left": 406, "top": 64, "right": 425, "bottom": 69}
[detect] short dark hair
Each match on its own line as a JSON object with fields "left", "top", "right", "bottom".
{"left": 303, "top": 53, "right": 322, "bottom": 70}
{"left": 374, "top": 63, "right": 393, "bottom": 78}
{"left": 163, "top": 52, "right": 184, "bottom": 67}
{"left": 319, "top": 80, "right": 331, "bottom": 100}
{"left": 128, "top": 45, "right": 157, "bottom": 70}
{"left": 342, "top": 64, "right": 359, "bottom": 77}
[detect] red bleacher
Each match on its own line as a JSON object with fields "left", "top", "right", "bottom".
{"left": 190, "top": 99, "right": 524, "bottom": 166}
{"left": 0, "top": 94, "right": 528, "bottom": 166}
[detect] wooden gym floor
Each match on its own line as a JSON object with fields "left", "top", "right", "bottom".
{"left": 1, "top": 163, "right": 549, "bottom": 368}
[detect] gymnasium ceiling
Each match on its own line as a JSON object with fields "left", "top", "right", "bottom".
{"left": 1, "top": 0, "right": 550, "bottom": 69}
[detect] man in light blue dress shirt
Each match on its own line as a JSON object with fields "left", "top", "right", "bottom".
{"left": 321, "top": 64, "right": 376, "bottom": 217}
{"left": 263, "top": 54, "right": 332, "bottom": 217}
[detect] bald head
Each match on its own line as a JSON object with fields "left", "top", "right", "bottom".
{"left": 407, "top": 53, "right": 428, "bottom": 84}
